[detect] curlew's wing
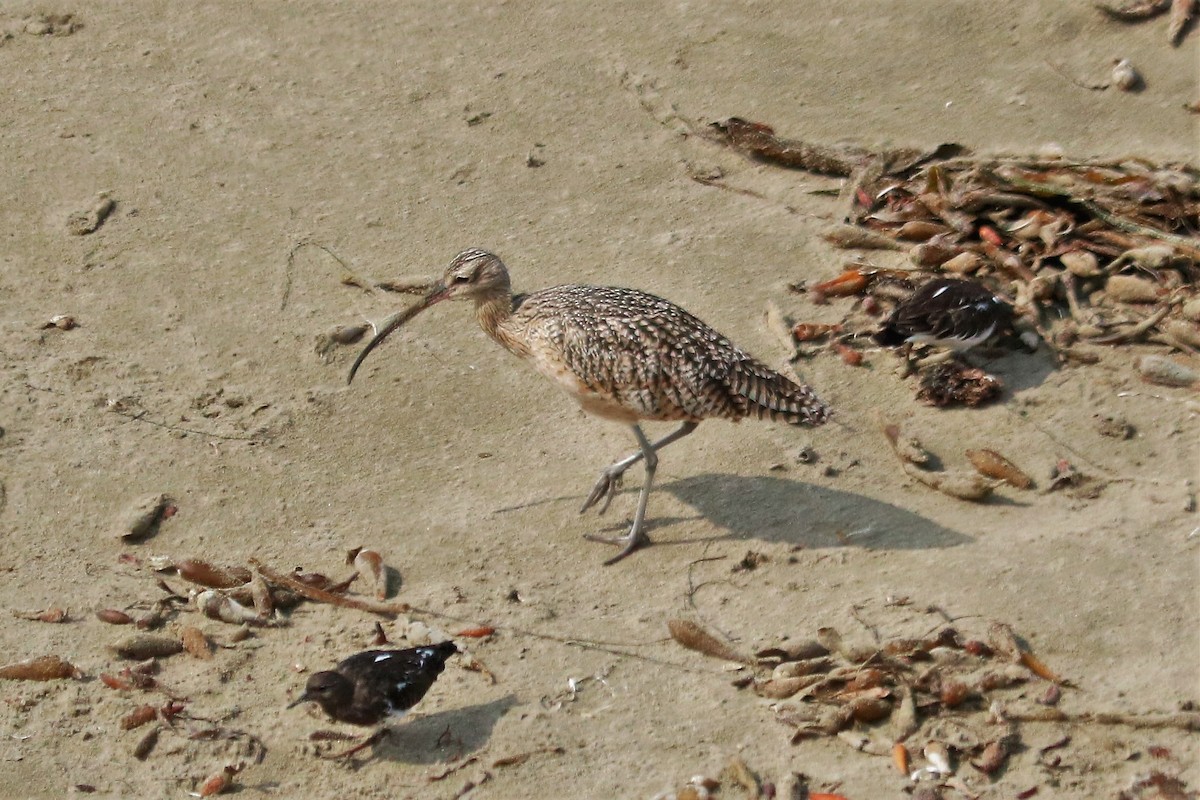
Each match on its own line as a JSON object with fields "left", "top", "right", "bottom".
{"left": 520, "top": 286, "right": 828, "bottom": 426}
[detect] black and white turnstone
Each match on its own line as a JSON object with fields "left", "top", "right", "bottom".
{"left": 874, "top": 278, "right": 1013, "bottom": 352}
{"left": 289, "top": 641, "right": 457, "bottom": 755}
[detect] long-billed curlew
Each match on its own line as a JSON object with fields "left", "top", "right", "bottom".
{"left": 348, "top": 249, "right": 830, "bottom": 564}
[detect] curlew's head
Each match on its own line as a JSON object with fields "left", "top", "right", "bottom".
{"left": 347, "top": 249, "right": 510, "bottom": 384}
{"left": 440, "top": 248, "right": 511, "bottom": 301}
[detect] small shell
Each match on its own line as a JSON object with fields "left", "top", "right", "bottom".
{"left": 847, "top": 695, "right": 893, "bottom": 723}
{"left": 755, "top": 675, "right": 820, "bottom": 699}
{"left": 194, "top": 590, "right": 268, "bottom": 626}
{"left": 811, "top": 269, "right": 870, "bottom": 297}
{"left": 1111, "top": 58, "right": 1142, "bottom": 92}
{"left": 755, "top": 640, "right": 829, "bottom": 663}
{"left": 886, "top": 427, "right": 931, "bottom": 466}
{"left": 1163, "top": 319, "right": 1200, "bottom": 350}
{"left": 133, "top": 726, "right": 160, "bottom": 761}
{"left": 896, "top": 220, "right": 951, "bottom": 241}
{"left": 892, "top": 742, "right": 910, "bottom": 776}
{"left": 197, "top": 767, "right": 236, "bottom": 798}
{"left": 248, "top": 573, "right": 275, "bottom": 618}
{"left": 965, "top": 449, "right": 1034, "bottom": 489}
{"left": 842, "top": 668, "right": 888, "bottom": 693}
{"left": 176, "top": 559, "right": 251, "bottom": 589}
{"left": 351, "top": 548, "right": 388, "bottom": 600}
{"left": 921, "top": 468, "right": 995, "bottom": 501}
{"left": 111, "top": 634, "right": 183, "bottom": 660}
{"left": 772, "top": 657, "right": 834, "bottom": 679}
{"left": 940, "top": 252, "right": 983, "bottom": 275}
{"left": 96, "top": 608, "right": 135, "bottom": 625}
{"left": 65, "top": 192, "right": 116, "bottom": 235}
{"left": 822, "top": 226, "right": 905, "bottom": 251}
{"left": 791, "top": 323, "right": 841, "bottom": 342}
{"left": 179, "top": 626, "right": 213, "bottom": 660}
{"left": 833, "top": 342, "right": 863, "bottom": 366}
{"left": 911, "top": 240, "right": 962, "bottom": 267}
{"left": 1169, "top": 0, "right": 1195, "bottom": 44}
{"left": 44, "top": 314, "right": 78, "bottom": 330}
{"left": 939, "top": 679, "right": 970, "bottom": 707}
{"left": 1138, "top": 355, "right": 1198, "bottom": 387}
{"left": 121, "top": 704, "right": 158, "bottom": 730}
{"left": 12, "top": 607, "right": 68, "bottom": 623}
{"left": 327, "top": 324, "right": 368, "bottom": 345}
{"left": 115, "top": 493, "right": 172, "bottom": 542}
{"left": 1059, "top": 250, "right": 1101, "bottom": 278}
{"left": 100, "top": 672, "right": 134, "bottom": 690}
{"left": 1106, "top": 274, "right": 1161, "bottom": 303}
{"left": 667, "top": 619, "right": 749, "bottom": 664}
{"left": 0, "top": 655, "right": 83, "bottom": 680}
{"left": 974, "top": 740, "right": 1009, "bottom": 774}
{"left": 923, "top": 741, "right": 953, "bottom": 776}
{"left": 454, "top": 625, "right": 496, "bottom": 639}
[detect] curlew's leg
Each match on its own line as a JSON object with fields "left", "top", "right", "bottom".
{"left": 580, "top": 422, "right": 698, "bottom": 515}
{"left": 582, "top": 422, "right": 697, "bottom": 565}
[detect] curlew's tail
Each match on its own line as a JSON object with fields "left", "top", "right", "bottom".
{"left": 729, "top": 359, "right": 830, "bottom": 426}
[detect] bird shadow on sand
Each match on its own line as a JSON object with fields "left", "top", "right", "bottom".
{"left": 372, "top": 693, "right": 519, "bottom": 765}
{"left": 972, "top": 344, "right": 1058, "bottom": 395}
{"left": 647, "top": 473, "right": 971, "bottom": 551}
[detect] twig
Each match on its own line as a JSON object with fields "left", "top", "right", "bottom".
{"left": 282, "top": 239, "right": 370, "bottom": 311}
{"left": 992, "top": 171, "right": 1200, "bottom": 254}
{"left": 491, "top": 746, "right": 565, "bottom": 769}
{"left": 1044, "top": 59, "right": 1110, "bottom": 91}
{"left": 428, "top": 756, "right": 479, "bottom": 782}
{"left": 1087, "top": 303, "right": 1173, "bottom": 344}
{"left": 250, "top": 559, "right": 410, "bottom": 618}
{"left": 109, "top": 406, "right": 264, "bottom": 442}
{"left": 1002, "top": 707, "right": 1200, "bottom": 731}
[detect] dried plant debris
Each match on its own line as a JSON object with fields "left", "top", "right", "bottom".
{"left": 883, "top": 423, "right": 995, "bottom": 501}
{"left": 1096, "top": 0, "right": 1197, "bottom": 46}
{"left": 0, "top": 654, "right": 83, "bottom": 680}
{"left": 347, "top": 547, "right": 389, "bottom": 600}
{"left": 65, "top": 192, "right": 116, "bottom": 235}
{"left": 965, "top": 449, "right": 1035, "bottom": 489}
{"left": 668, "top": 618, "right": 751, "bottom": 665}
{"left": 1138, "top": 354, "right": 1198, "bottom": 386}
{"left": 11, "top": 606, "right": 68, "bottom": 623}
{"left": 705, "top": 117, "right": 1199, "bottom": 364}
{"left": 731, "top": 613, "right": 1198, "bottom": 796}
{"left": 115, "top": 493, "right": 175, "bottom": 542}
{"left": 917, "top": 362, "right": 1003, "bottom": 407}
{"left": 1117, "top": 770, "right": 1198, "bottom": 799}
{"left": 110, "top": 634, "right": 184, "bottom": 660}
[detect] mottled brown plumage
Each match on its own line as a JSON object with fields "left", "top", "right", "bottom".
{"left": 349, "top": 249, "right": 829, "bottom": 563}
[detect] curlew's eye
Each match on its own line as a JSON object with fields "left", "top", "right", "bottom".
{"left": 452, "top": 274, "right": 471, "bottom": 284}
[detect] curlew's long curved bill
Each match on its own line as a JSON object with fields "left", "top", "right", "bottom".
{"left": 346, "top": 283, "right": 450, "bottom": 384}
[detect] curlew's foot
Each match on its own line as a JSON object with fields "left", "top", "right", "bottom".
{"left": 584, "top": 527, "right": 651, "bottom": 566}
{"left": 580, "top": 466, "right": 627, "bottom": 516}
{"left": 316, "top": 728, "right": 390, "bottom": 761}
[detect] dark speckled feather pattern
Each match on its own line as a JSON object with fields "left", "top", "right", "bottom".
{"left": 490, "top": 283, "right": 829, "bottom": 426}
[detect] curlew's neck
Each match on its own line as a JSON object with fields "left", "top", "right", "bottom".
{"left": 473, "top": 290, "right": 524, "bottom": 354}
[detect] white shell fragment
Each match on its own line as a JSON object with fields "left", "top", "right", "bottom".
{"left": 1112, "top": 58, "right": 1142, "bottom": 92}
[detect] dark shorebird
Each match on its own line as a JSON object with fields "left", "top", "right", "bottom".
{"left": 348, "top": 249, "right": 830, "bottom": 564}
{"left": 874, "top": 277, "right": 1014, "bottom": 353}
{"left": 289, "top": 641, "right": 457, "bottom": 758}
